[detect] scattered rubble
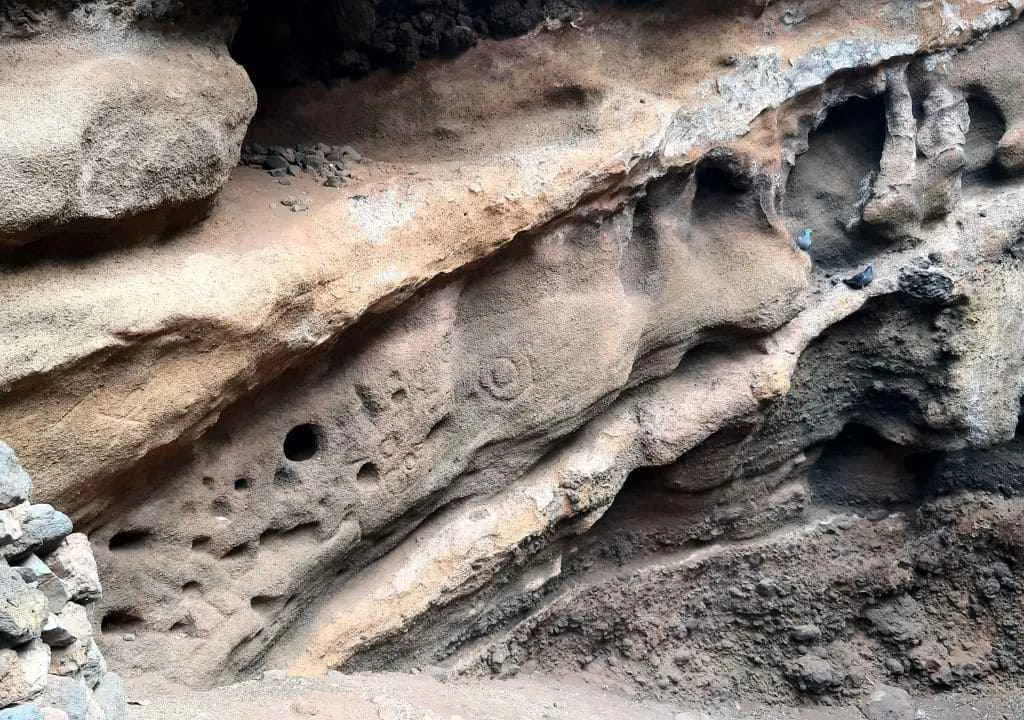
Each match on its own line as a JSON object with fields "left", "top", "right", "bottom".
{"left": 240, "top": 143, "right": 361, "bottom": 189}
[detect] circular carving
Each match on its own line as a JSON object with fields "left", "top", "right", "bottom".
{"left": 478, "top": 351, "right": 532, "bottom": 401}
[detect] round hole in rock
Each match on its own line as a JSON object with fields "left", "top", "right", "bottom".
{"left": 212, "top": 497, "right": 232, "bottom": 515}
{"left": 101, "top": 610, "right": 144, "bottom": 634}
{"left": 234, "top": 478, "right": 251, "bottom": 491}
{"left": 274, "top": 467, "right": 298, "bottom": 485}
{"left": 284, "top": 423, "right": 321, "bottom": 461}
{"left": 108, "top": 528, "right": 152, "bottom": 551}
{"left": 356, "top": 461, "right": 380, "bottom": 485}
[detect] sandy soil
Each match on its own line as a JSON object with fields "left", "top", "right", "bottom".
{"left": 124, "top": 671, "right": 1024, "bottom": 720}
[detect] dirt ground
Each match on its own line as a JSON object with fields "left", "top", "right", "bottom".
{"left": 124, "top": 671, "right": 1024, "bottom": 720}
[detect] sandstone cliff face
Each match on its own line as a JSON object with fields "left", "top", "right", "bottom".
{"left": 4, "top": 0, "right": 1024, "bottom": 710}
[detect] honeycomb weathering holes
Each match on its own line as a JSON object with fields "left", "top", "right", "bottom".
{"left": 283, "top": 423, "right": 321, "bottom": 461}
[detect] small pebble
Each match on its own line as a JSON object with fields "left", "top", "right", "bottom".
{"left": 290, "top": 699, "right": 319, "bottom": 716}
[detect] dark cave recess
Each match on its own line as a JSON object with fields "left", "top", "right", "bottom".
{"left": 230, "top": 0, "right": 583, "bottom": 87}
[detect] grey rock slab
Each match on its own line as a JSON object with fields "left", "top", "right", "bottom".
{"left": 35, "top": 676, "right": 100, "bottom": 720}
{"left": 0, "top": 706, "right": 44, "bottom": 720}
{"left": 0, "top": 443, "right": 32, "bottom": 510}
{"left": 0, "top": 510, "right": 23, "bottom": 547}
{"left": 78, "top": 640, "right": 106, "bottom": 690}
{"left": 18, "top": 556, "right": 70, "bottom": 614}
{"left": 2, "top": 507, "right": 72, "bottom": 564}
{"left": 0, "top": 640, "right": 50, "bottom": 706}
{"left": 0, "top": 562, "right": 47, "bottom": 645}
{"left": 858, "top": 685, "right": 917, "bottom": 720}
{"left": 43, "top": 536, "right": 101, "bottom": 605}
{"left": 40, "top": 603, "right": 91, "bottom": 649}
{"left": 93, "top": 673, "right": 125, "bottom": 720}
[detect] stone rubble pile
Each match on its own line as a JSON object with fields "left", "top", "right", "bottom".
{"left": 239, "top": 143, "right": 362, "bottom": 188}
{"left": 0, "top": 442, "right": 125, "bottom": 720}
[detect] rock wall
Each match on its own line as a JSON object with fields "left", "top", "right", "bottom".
{"left": 0, "top": 443, "right": 125, "bottom": 719}
{"left": 4, "top": 0, "right": 1024, "bottom": 709}
{"left": 0, "top": 1, "right": 255, "bottom": 248}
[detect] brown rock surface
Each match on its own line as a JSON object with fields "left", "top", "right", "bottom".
{"left": 6, "top": 0, "right": 1024, "bottom": 715}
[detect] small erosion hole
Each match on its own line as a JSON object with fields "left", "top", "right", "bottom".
{"left": 250, "top": 594, "right": 286, "bottom": 614}
{"left": 356, "top": 461, "right": 380, "bottom": 486}
{"left": 108, "top": 529, "right": 153, "bottom": 551}
{"left": 234, "top": 477, "right": 251, "bottom": 491}
{"left": 284, "top": 423, "right": 321, "bottom": 461}
{"left": 425, "top": 414, "right": 452, "bottom": 442}
{"left": 101, "top": 610, "right": 144, "bottom": 634}
{"left": 212, "top": 497, "right": 232, "bottom": 515}
{"left": 169, "top": 617, "right": 197, "bottom": 635}
{"left": 274, "top": 467, "right": 297, "bottom": 485}
{"left": 221, "top": 541, "right": 252, "bottom": 559}
{"left": 259, "top": 521, "right": 320, "bottom": 547}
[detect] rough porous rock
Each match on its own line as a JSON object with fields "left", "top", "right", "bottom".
{"left": 0, "top": 12, "right": 256, "bottom": 246}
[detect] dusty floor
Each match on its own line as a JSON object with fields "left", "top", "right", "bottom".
{"left": 124, "top": 672, "right": 1024, "bottom": 719}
